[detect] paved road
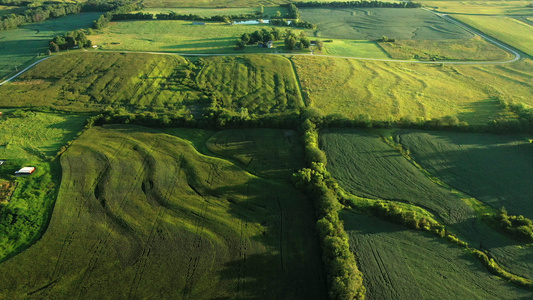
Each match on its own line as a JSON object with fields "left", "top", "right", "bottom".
{"left": 0, "top": 57, "right": 51, "bottom": 86}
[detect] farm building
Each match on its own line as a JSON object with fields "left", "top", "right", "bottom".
{"left": 15, "top": 167, "right": 35, "bottom": 175}
{"left": 266, "top": 41, "right": 274, "bottom": 48}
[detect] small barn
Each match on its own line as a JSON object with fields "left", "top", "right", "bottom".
{"left": 266, "top": 40, "right": 274, "bottom": 48}
{"left": 15, "top": 167, "right": 35, "bottom": 175}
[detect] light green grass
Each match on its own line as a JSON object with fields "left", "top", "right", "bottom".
{"left": 139, "top": 6, "right": 287, "bottom": 17}
{"left": 454, "top": 15, "right": 533, "bottom": 57}
{"left": 142, "top": 0, "right": 286, "bottom": 8}
{"left": 319, "top": 40, "right": 389, "bottom": 58}
{"left": 293, "top": 56, "right": 533, "bottom": 125}
{"left": 206, "top": 129, "right": 304, "bottom": 180}
{"left": 0, "top": 12, "right": 102, "bottom": 80}
{"left": 91, "top": 20, "right": 293, "bottom": 54}
{"left": 378, "top": 36, "right": 511, "bottom": 61}
{"left": 300, "top": 7, "right": 473, "bottom": 40}
{"left": 421, "top": 1, "right": 533, "bottom": 15}
{"left": 0, "top": 125, "right": 326, "bottom": 298}
{"left": 342, "top": 211, "right": 532, "bottom": 299}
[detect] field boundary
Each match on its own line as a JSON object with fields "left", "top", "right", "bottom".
{"left": 0, "top": 57, "right": 52, "bottom": 86}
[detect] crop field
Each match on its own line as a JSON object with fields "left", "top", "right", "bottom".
{"left": 300, "top": 8, "right": 473, "bottom": 40}
{"left": 196, "top": 55, "right": 303, "bottom": 113}
{"left": 420, "top": 1, "right": 533, "bottom": 15}
{"left": 0, "top": 12, "right": 102, "bottom": 80}
{"left": 0, "top": 125, "right": 326, "bottom": 298}
{"left": 378, "top": 37, "right": 511, "bottom": 61}
{"left": 0, "top": 53, "right": 302, "bottom": 115}
{"left": 319, "top": 40, "right": 389, "bottom": 58}
{"left": 342, "top": 211, "right": 532, "bottom": 299}
{"left": 206, "top": 129, "right": 304, "bottom": 180}
{"left": 293, "top": 56, "right": 533, "bottom": 124}
{"left": 398, "top": 131, "right": 533, "bottom": 220}
{"left": 90, "top": 20, "right": 286, "bottom": 54}
{"left": 454, "top": 15, "right": 533, "bottom": 57}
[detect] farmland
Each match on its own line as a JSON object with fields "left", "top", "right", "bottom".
{"left": 420, "top": 1, "right": 533, "bottom": 15}
{"left": 139, "top": 6, "right": 287, "bottom": 17}
{"left": 293, "top": 56, "right": 533, "bottom": 124}
{"left": 342, "top": 211, "right": 532, "bottom": 299}
{"left": 90, "top": 19, "right": 285, "bottom": 53}
{"left": 454, "top": 15, "right": 533, "bottom": 57}
{"left": 206, "top": 129, "right": 304, "bottom": 180}
{"left": 0, "top": 52, "right": 303, "bottom": 115}
{"left": 0, "top": 12, "right": 101, "bottom": 80}
{"left": 378, "top": 37, "right": 511, "bottom": 61}
{"left": 300, "top": 8, "right": 473, "bottom": 40}
{"left": 0, "top": 125, "right": 326, "bottom": 298}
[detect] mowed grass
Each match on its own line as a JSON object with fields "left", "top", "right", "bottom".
{"left": 378, "top": 36, "right": 511, "bottom": 61}
{"left": 342, "top": 211, "right": 532, "bottom": 299}
{"left": 0, "top": 52, "right": 200, "bottom": 113}
{"left": 420, "top": 1, "right": 533, "bottom": 15}
{"left": 206, "top": 129, "right": 304, "bottom": 180}
{"left": 0, "top": 125, "right": 326, "bottom": 298}
{"left": 293, "top": 56, "right": 533, "bottom": 125}
{"left": 454, "top": 15, "right": 533, "bottom": 57}
{"left": 300, "top": 8, "right": 473, "bottom": 40}
{"left": 91, "top": 20, "right": 287, "bottom": 53}
{"left": 319, "top": 40, "right": 389, "bottom": 58}
{"left": 0, "top": 12, "right": 102, "bottom": 79}
{"left": 196, "top": 55, "right": 304, "bottom": 113}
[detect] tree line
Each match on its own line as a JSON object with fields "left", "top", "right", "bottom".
{"left": 487, "top": 207, "right": 533, "bottom": 242}
{"left": 293, "top": 1, "right": 422, "bottom": 8}
{"left": 0, "top": 3, "right": 82, "bottom": 31}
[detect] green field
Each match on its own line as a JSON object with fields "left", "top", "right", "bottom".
{"left": 421, "top": 1, "right": 533, "bottom": 15}
{"left": 196, "top": 55, "right": 303, "bottom": 113}
{"left": 91, "top": 20, "right": 289, "bottom": 54}
{"left": 0, "top": 12, "right": 102, "bottom": 80}
{"left": 399, "top": 131, "right": 533, "bottom": 219}
{"left": 139, "top": 6, "right": 287, "bottom": 17}
{"left": 0, "top": 52, "right": 303, "bottom": 115}
{"left": 378, "top": 37, "right": 511, "bottom": 61}
{"left": 342, "top": 211, "right": 532, "bottom": 299}
{"left": 141, "top": 0, "right": 286, "bottom": 8}
{"left": 300, "top": 8, "right": 474, "bottom": 40}
{"left": 206, "top": 129, "right": 304, "bottom": 180}
{"left": 454, "top": 15, "right": 533, "bottom": 57}
{"left": 319, "top": 40, "right": 390, "bottom": 58}
{"left": 0, "top": 5, "right": 24, "bottom": 16}
{"left": 293, "top": 56, "right": 533, "bottom": 124}
{"left": 0, "top": 125, "right": 326, "bottom": 298}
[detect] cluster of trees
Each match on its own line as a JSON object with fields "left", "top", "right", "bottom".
{"left": 49, "top": 29, "right": 92, "bottom": 52}
{"left": 92, "top": 2, "right": 140, "bottom": 29}
{"left": 270, "top": 18, "right": 315, "bottom": 28}
{"left": 488, "top": 207, "right": 533, "bottom": 242}
{"left": 488, "top": 99, "right": 533, "bottom": 133}
{"left": 294, "top": 0, "right": 422, "bottom": 8}
{"left": 285, "top": 3, "right": 300, "bottom": 19}
{"left": 0, "top": 3, "right": 82, "bottom": 31}
{"left": 235, "top": 27, "right": 283, "bottom": 49}
{"left": 292, "top": 119, "right": 365, "bottom": 300}
{"left": 284, "top": 30, "right": 310, "bottom": 50}
{"left": 378, "top": 35, "right": 396, "bottom": 42}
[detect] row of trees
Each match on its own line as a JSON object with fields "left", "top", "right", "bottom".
{"left": 294, "top": 0, "right": 422, "bottom": 8}
{"left": 92, "top": 2, "right": 139, "bottom": 29}
{"left": 488, "top": 207, "right": 533, "bottom": 242}
{"left": 292, "top": 119, "right": 366, "bottom": 300}
{"left": 285, "top": 30, "right": 311, "bottom": 50}
{"left": 0, "top": 3, "right": 82, "bottom": 31}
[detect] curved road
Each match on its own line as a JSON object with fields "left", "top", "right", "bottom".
{"left": 0, "top": 9, "right": 525, "bottom": 86}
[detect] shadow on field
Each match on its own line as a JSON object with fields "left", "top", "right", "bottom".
{"left": 456, "top": 98, "right": 504, "bottom": 125}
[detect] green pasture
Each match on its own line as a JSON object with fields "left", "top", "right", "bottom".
{"left": 139, "top": 6, "right": 287, "bottom": 17}
{"left": 378, "top": 36, "right": 511, "bottom": 61}
{"left": 206, "top": 129, "right": 304, "bottom": 180}
{"left": 0, "top": 125, "right": 326, "bottom": 298}
{"left": 91, "top": 20, "right": 292, "bottom": 54}
{"left": 141, "top": 0, "right": 286, "bottom": 8}
{"left": 300, "top": 8, "right": 473, "bottom": 40}
{"left": 0, "top": 12, "right": 102, "bottom": 80}
{"left": 342, "top": 211, "right": 532, "bottom": 299}
{"left": 293, "top": 56, "right": 533, "bottom": 124}
{"left": 319, "top": 40, "right": 389, "bottom": 58}
{"left": 196, "top": 55, "right": 304, "bottom": 114}
{"left": 454, "top": 15, "right": 533, "bottom": 57}
{"left": 0, "top": 5, "right": 24, "bottom": 16}
{"left": 0, "top": 53, "right": 302, "bottom": 115}
{"left": 420, "top": 1, "right": 533, "bottom": 15}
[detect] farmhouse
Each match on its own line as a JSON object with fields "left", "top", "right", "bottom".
{"left": 15, "top": 167, "right": 35, "bottom": 175}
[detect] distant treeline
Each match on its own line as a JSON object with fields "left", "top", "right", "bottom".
{"left": 0, "top": 0, "right": 138, "bottom": 32}
{"left": 294, "top": 1, "right": 422, "bottom": 8}
{"left": 91, "top": 2, "right": 140, "bottom": 29}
